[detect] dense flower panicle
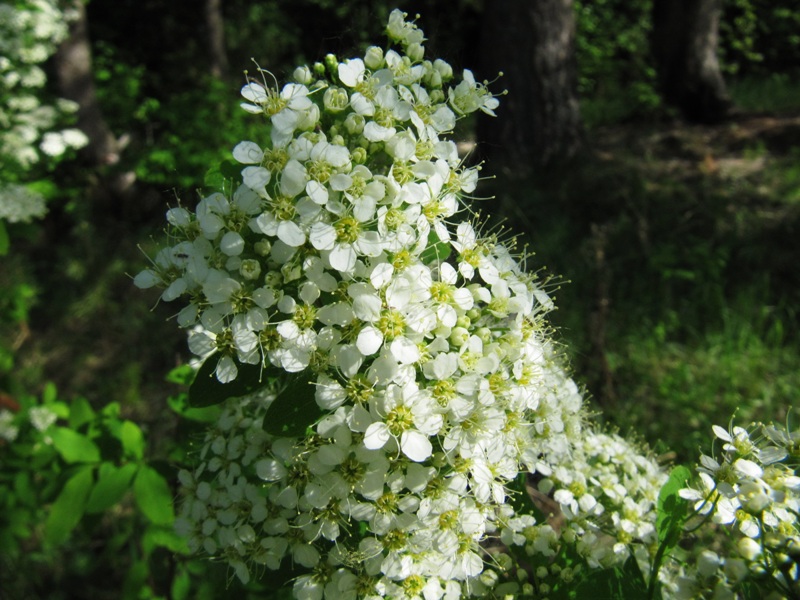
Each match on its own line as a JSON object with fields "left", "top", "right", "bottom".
{"left": 677, "top": 420, "right": 800, "bottom": 598}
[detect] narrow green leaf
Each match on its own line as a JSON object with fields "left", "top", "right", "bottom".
{"left": 263, "top": 372, "right": 324, "bottom": 437}
{"left": 171, "top": 567, "right": 191, "bottom": 600}
{"left": 119, "top": 420, "right": 144, "bottom": 460}
{"left": 50, "top": 427, "right": 101, "bottom": 463}
{"left": 133, "top": 465, "right": 175, "bottom": 525}
{"left": 85, "top": 463, "right": 138, "bottom": 514}
{"left": 188, "top": 357, "right": 266, "bottom": 408}
{"left": 42, "top": 381, "right": 58, "bottom": 404}
{"left": 45, "top": 466, "right": 94, "bottom": 546}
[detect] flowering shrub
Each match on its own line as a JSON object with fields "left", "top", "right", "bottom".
{"left": 0, "top": 0, "right": 87, "bottom": 227}
{"left": 137, "top": 9, "right": 798, "bottom": 599}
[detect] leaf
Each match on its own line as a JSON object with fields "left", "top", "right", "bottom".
{"left": 419, "top": 240, "right": 452, "bottom": 265}
{"left": 262, "top": 372, "right": 324, "bottom": 437}
{"left": 171, "top": 567, "right": 191, "bottom": 600}
{"left": 85, "top": 463, "right": 138, "bottom": 514}
{"left": 188, "top": 357, "right": 265, "bottom": 408}
{"left": 44, "top": 466, "right": 94, "bottom": 546}
{"left": 69, "top": 397, "right": 96, "bottom": 430}
{"left": 0, "top": 220, "right": 8, "bottom": 256}
{"left": 142, "top": 524, "right": 189, "bottom": 557}
{"left": 133, "top": 465, "right": 175, "bottom": 525}
{"left": 119, "top": 420, "right": 144, "bottom": 460}
{"left": 50, "top": 427, "right": 101, "bottom": 463}
{"left": 656, "top": 465, "right": 691, "bottom": 547}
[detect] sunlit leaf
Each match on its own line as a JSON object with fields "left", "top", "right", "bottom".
{"left": 133, "top": 465, "right": 175, "bottom": 525}
{"left": 50, "top": 427, "right": 101, "bottom": 463}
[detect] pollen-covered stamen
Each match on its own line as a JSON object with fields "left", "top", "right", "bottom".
{"left": 391, "top": 249, "right": 412, "bottom": 270}
{"left": 262, "top": 147, "right": 289, "bottom": 173}
{"left": 335, "top": 216, "right": 361, "bottom": 244}
{"left": 402, "top": 575, "right": 426, "bottom": 596}
{"left": 415, "top": 138, "right": 434, "bottom": 160}
{"left": 431, "top": 379, "right": 456, "bottom": 406}
{"left": 261, "top": 88, "right": 288, "bottom": 117}
{"left": 339, "top": 456, "right": 366, "bottom": 486}
{"left": 307, "top": 159, "right": 333, "bottom": 183}
{"left": 392, "top": 161, "right": 414, "bottom": 185}
{"left": 270, "top": 195, "right": 297, "bottom": 221}
{"left": 376, "top": 491, "right": 399, "bottom": 514}
{"left": 258, "top": 326, "right": 281, "bottom": 350}
{"left": 345, "top": 374, "right": 373, "bottom": 403}
{"left": 378, "top": 309, "right": 405, "bottom": 340}
{"left": 382, "top": 528, "right": 407, "bottom": 551}
{"left": 386, "top": 405, "right": 414, "bottom": 436}
{"left": 430, "top": 281, "right": 454, "bottom": 303}
{"left": 384, "top": 207, "right": 406, "bottom": 231}
{"left": 374, "top": 106, "right": 394, "bottom": 129}
{"left": 293, "top": 304, "right": 317, "bottom": 329}
{"left": 215, "top": 328, "right": 235, "bottom": 354}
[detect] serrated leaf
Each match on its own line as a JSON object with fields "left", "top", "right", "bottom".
{"left": 44, "top": 466, "right": 94, "bottom": 546}
{"left": 188, "top": 357, "right": 266, "bottom": 408}
{"left": 419, "top": 240, "right": 452, "bottom": 264}
{"left": 133, "top": 465, "right": 175, "bottom": 525}
{"left": 263, "top": 372, "right": 323, "bottom": 437}
{"left": 50, "top": 427, "right": 101, "bottom": 463}
{"left": 85, "top": 463, "right": 138, "bottom": 514}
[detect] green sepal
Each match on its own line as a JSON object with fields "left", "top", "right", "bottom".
{"left": 262, "top": 371, "right": 323, "bottom": 437}
{"left": 188, "top": 357, "right": 265, "bottom": 407}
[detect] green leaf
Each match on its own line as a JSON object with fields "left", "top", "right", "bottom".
{"left": 656, "top": 465, "right": 691, "bottom": 546}
{"left": 0, "top": 220, "right": 9, "bottom": 256}
{"left": 142, "top": 524, "right": 189, "bottom": 557}
{"left": 419, "top": 240, "right": 452, "bottom": 264}
{"left": 171, "top": 567, "right": 191, "bottom": 600}
{"left": 188, "top": 357, "right": 266, "bottom": 407}
{"left": 50, "top": 427, "right": 101, "bottom": 463}
{"left": 42, "top": 381, "right": 58, "bottom": 404}
{"left": 119, "top": 420, "right": 145, "bottom": 459}
{"left": 133, "top": 465, "right": 175, "bottom": 525}
{"left": 262, "top": 372, "right": 324, "bottom": 437}
{"left": 44, "top": 466, "right": 94, "bottom": 546}
{"left": 69, "top": 397, "right": 96, "bottom": 430}
{"left": 167, "top": 392, "right": 222, "bottom": 422}
{"left": 85, "top": 463, "right": 138, "bottom": 514}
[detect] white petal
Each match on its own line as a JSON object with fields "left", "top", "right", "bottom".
{"left": 277, "top": 220, "right": 306, "bottom": 247}
{"left": 364, "top": 422, "right": 390, "bottom": 450}
{"left": 215, "top": 355, "right": 238, "bottom": 383}
{"left": 356, "top": 326, "right": 384, "bottom": 356}
{"left": 390, "top": 337, "right": 420, "bottom": 365}
{"left": 134, "top": 269, "right": 160, "bottom": 289}
{"left": 309, "top": 222, "right": 337, "bottom": 250}
{"left": 232, "top": 141, "right": 264, "bottom": 164}
{"left": 400, "top": 430, "right": 432, "bottom": 462}
{"left": 220, "top": 231, "right": 245, "bottom": 256}
{"left": 329, "top": 243, "right": 356, "bottom": 272}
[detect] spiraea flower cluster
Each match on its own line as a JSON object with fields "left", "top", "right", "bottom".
{"left": 139, "top": 9, "right": 593, "bottom": 597}
{"left": 540, "top": 430, "right": 667, "bottom": 571}
{"left": 677, "top": 421, "right": 800, "bottom": 599}
{"left": 0, "top": 0, "right": 87, "bottom": 218}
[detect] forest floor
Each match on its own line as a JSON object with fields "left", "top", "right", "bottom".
{"left": 7, "top": 109, "right": 800, "bottom": 462}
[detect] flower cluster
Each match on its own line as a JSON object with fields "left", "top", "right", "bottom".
{"left": 0, "top": 0, "right": 87, "bottom": 219}
{"left": 677, "top": 421, "right": 800, "bottom": 598}
{"left": 141, "top": 9, "right": 595, "bottom": 597}
{"left": 540, "top": 430, "right": 667, "bottom": 571}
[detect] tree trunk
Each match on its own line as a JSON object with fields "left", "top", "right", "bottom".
{"left": 652, "top": 0, "right": 732, "bottom": 123}
{"left": 53, "top": 0, "right": 120, "bottom": 166}
{"left": 478, "top": 0, "right": 582, "bottom": 173}
{"left": 205, "top": 0, "right": 229, "bottom": 80}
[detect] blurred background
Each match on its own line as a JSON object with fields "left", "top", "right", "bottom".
{"left": 1, "top": 0, "right": 799, "bottom": 597}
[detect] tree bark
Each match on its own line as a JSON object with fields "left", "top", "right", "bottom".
{"left": 651, "top": 0, "right": 732, "bottom": 123}
{"left": 53, "top": 0, "right": 120, "bottom": 166}
{"left": 478, "top": 0, "right": 582, "bottom": 173}
{"left": 205, "top": 0, "right": 229, "bottom": 80}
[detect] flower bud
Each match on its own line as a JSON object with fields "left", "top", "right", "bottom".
{"left": 293, "top": 65, "right": 313, "bottom": 85}
{"left": 406, "top": 42, "right": 424, "bottom": 62}
{"left": 364, "top": 46, "right": 384, "bottom": 70}
{"left": 323, "top": 87, "right": 348, "bottom": 113}
{"left": 344, "top": 112, "right": 365, "bottom": 135}
{"left": 351, "top": 147, "right": 367, "bottom": 164}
